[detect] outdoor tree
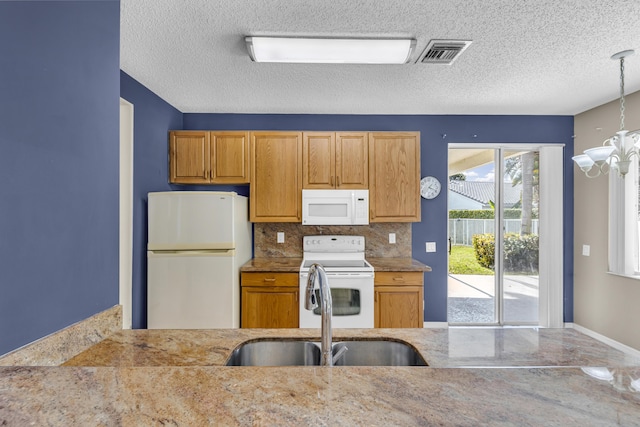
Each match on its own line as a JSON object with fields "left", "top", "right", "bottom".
{"left": 505, "top": 152, "right": 539, "bottom": 235}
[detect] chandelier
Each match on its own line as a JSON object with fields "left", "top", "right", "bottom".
{"left": 572, "top": 50, "right": 640, "bottom": 178}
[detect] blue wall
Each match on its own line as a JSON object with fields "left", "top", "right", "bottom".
{"left": 120, "top": 72, "right": 250, "bottom": 328}
{"left": 0, "top": 1, "right": 575, "bottom": 353}
{"left": 0, "top": 1, "right": 120, "bottom": 355}
{"left": 184, "top": 114, "right": 575, "bottom": 323}
{"left": 120, "top": 71, "right": 182, "bottom": 329}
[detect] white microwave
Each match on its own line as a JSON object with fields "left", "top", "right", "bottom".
{"left": 302, "top": 189, "right": 369, "bottom": 225}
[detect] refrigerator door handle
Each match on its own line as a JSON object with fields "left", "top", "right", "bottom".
{"left": 147, "top": 249, "right": 235, "bottom": 257}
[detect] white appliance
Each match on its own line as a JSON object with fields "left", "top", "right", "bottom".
{"left": 299, "top": 235, "right": 374, "bottom": 328}
{"left": 147, "top": 191, "right": 252, "bottom": 329}
{"left": 302, "top": 189, "right": 369, "bottom": 225}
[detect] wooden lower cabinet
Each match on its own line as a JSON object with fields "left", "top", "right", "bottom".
{"left": 241, "top": 272, "right": 299, "bottom": 328}
{"left": 374, "top": 272, "right": 424, "bottom": 328}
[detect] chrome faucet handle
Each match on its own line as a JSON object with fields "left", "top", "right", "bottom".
{"left": 332, "top": 344, "right": 348, "bottom": 365}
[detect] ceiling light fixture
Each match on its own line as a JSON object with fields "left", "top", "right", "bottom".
{"left": 572, "top": 50, "right": 640, "bottom": 178}
{"left": 245, "top": 36, "right": 416, "bottom": 64}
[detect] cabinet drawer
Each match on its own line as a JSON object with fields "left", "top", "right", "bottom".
{"left": 375, "top": 272, "right": 423, "bottom": 286}
{"left": 241, "top": 272, "right": 298, "bottom": 287}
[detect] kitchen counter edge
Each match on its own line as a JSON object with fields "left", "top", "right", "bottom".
{"left": 240, "top": 257, "right": 430, "bottom": 273}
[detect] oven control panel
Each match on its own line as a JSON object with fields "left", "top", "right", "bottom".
{"left": 303, "top": 235, "right": 365, "bottom": 253}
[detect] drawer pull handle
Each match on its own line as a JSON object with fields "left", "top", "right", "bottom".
{"left": 263, "top": 278, "right": 276, "bottom": 282}
{"left": 393, "top": 277, "right": 405, "bottom": 282}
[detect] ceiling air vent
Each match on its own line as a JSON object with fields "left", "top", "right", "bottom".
{"left": 418, "top": 40, "right": 472, "bottom": 65}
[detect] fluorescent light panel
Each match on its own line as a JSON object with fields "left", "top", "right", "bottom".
{"left": 246, "top": 36, "right": 416, "bottom": 64}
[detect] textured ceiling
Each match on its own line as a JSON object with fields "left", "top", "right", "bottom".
{"left": 121, "top": 0, "right": 640, "bottom": 115}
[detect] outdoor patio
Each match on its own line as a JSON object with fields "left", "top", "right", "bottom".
{"left": 447, "top": 274, "right": 539, "bottom": 324}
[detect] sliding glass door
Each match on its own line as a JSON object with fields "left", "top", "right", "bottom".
{"left": 448, "top": 145, "right": 562, "bottom": 326}
{"left": 501, "top": 149, "right": 539, "bottom": 324}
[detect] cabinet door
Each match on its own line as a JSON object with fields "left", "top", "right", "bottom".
{"left": 368, "top": 132, "right": 421, "bottom": 222}
{"left": 375, "top": 286, "right": 423, "bottom": 328}
{"left": 169, "top": 131, "right": 210, "bottom": 184}
{"left": 241, "top": 287, "right": 299, "bottom": 328}
{"left": 250, "top": 132, "right": 303, "bottom": 222}
{"left": 211, "top": 131, "right": 250, "bottom": 183}
{"left": 303, "top": 132, "right": 335, "bottom": 188}
{"left": 335, "top": 132, "right": 368, "bottom": 189}
{"left": 374, "top": 272, "right": 424, "bottom": 328}
{"left": 241, "top": 273, "right": 299, "bottom": 328}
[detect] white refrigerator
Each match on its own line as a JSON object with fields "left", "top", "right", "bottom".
{"left": 147, "top": 191, "right": 252, "bottom": 329}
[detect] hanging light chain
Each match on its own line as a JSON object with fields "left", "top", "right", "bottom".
{"left": 619, "top": 56, "right": 626, "bottom": 131}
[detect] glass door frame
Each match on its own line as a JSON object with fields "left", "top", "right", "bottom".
{"left": 448, "top": 143, "right": 564, "bottom": 327}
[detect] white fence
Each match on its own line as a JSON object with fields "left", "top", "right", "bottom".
{"left": 449, "top": 219, "right": 539, "bottom": 246}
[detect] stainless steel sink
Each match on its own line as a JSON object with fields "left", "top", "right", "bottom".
{"left": 225, "top": 339, "right": 427, "bottom": 366}
{"left": 331, "top": 340, "right": 427, "bottom": 366}
{"left": 225, "top": 340, "right": 321, "bottom": 366}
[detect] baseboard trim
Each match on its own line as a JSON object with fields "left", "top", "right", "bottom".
{"left": 568, "top": 323, "right": 640, "bottom": 359}
{"left": 423, "top": 322, "right": 449, "bottom": 328}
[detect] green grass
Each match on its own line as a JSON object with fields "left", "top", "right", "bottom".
{"left": 448, "top": 245, "right": 494, "bottom": 275}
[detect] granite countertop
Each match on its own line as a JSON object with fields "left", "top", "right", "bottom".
{"left": 240, "top": 257, "right": 302, "bottom": 272}
{"left": 367, "top": 257, "right": 431, "bottom": 272}
{"left": 2, "top": 328, "right": 640, "bottom": 425}
{"left": 241, "top": 257, "right": 430, "bottom": 273}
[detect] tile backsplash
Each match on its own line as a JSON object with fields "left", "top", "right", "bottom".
{"left": 254, "top": 223, "right": 412, "bottom": 258}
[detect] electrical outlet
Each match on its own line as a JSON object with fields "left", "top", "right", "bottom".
{"left": 277, "top": 232, "right": 285, "bottom": 244}
{"left": 389, "top": 233, "right": 396, "bottom": 244}
{"left": 425, "top": 242, "right": 436, "bottom": 253}
{"left": 582, "top": 244, "right": 590, "bottom": 256}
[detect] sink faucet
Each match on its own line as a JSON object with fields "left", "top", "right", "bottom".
{"left": 305, "top": 263, "right": 333, "bottom": 366}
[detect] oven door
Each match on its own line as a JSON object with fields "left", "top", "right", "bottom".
{"left": 299, "top": 272, "right": 374, "bottom": 328}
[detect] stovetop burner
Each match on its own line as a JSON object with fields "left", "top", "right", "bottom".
{"left": 300, "top": 235, "right": 373, "bottom": 273}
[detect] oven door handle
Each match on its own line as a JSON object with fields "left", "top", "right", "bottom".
{"left": 302, "top": 272, "right": 374, "bottom": 279}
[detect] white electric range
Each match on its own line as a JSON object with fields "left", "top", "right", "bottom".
{"left": 299, "top": 235, "right": 374, "bottom": 328}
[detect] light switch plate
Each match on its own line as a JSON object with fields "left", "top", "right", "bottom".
{"left": 389, "top": 233, "right": 396, "bottom": 244}
{"left": 425, "top": 242, "right": 436, "bottom": 253}
{"left": 277, "top": 232, "right": 285, "bottom": 244}
{"left": 582, "top": 244, "right": 590, "bottom": 256}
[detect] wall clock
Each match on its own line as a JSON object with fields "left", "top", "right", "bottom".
{"left": 420, "top": 176, "right": 441, "bottom": 199}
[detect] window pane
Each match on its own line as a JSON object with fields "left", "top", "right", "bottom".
{"left": 503, "top": 150, "right": 539, "bottom": 324}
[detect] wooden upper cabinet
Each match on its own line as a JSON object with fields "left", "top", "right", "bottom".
{"left": 169, "top": 131, "right": 249, "bottom": 184}
{"left": 336, "top": 132, "right": 368, "bottom": 188}
{"left": 250, "top": 131, "right": 303, "bottom": 222}
{"left": 368, "top": 132, "right": 421, "bottom": 222}
{"left": 303, "top": 132, "right": 335, "bottom": 188}
{"left": 303, "top": 132, "right": 368, "bottom": 189}
{"left": 170, "top": 131, "right": 210, "bottom": 184}
{"left": 211, "top": 132, "right": 250, "bottom": 183}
